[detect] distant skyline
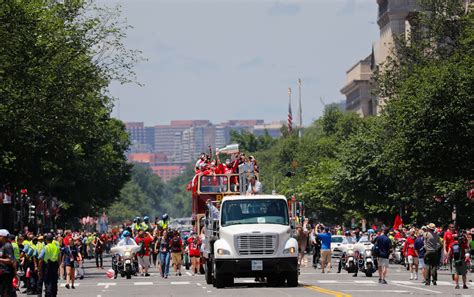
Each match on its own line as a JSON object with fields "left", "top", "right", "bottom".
{"left": 100, "top": 0, "right": 379, "bottom": 126}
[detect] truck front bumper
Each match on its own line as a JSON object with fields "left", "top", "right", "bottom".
{"left": 215, "top": 257, "right": 298, "bottom": 277}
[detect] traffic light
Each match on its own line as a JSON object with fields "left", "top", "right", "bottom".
{"left": 28, "top": 205, "right": 36, "bottom": 221}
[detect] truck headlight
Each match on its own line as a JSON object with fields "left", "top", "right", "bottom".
{"left": 217, "top": 248, "right": 230, "bottom": 255}
{"left": 283, "top": 247, "right": 296, "bottom": 255}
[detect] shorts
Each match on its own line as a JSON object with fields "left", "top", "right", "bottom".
{"left": 407, "top": 255, "right": 419, "bottom": 265}
{"left": 378, "top": 257, "right": 389, "bottom": 268}
{"left": 138, "top": 255, "right": 150, "bottom": 268}
{"left": 190, "top": 255, "right": 200, "bottom": 259}
{"left": 454, "top": 261, "right": 467, "bottom": 276}
{"left": 418, "top": 258, "right": 425, "bottom": 269}
{"left": 321, "top": 250, "right": 331, "bottom": 263}
{"left": 172, "top": 252, "right": 182, "bottom": 265}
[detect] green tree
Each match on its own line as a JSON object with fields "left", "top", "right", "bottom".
{"left": 0, "top": 0, "right": 140, "bottom": 216}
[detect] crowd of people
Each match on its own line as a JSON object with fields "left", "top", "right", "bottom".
{"left": 0, "top": 212, "right": 212, "bottom": 297}
{"left": 294, "top": 220, "right": 473, "bottom": 289}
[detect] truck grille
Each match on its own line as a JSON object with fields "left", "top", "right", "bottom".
{"left": 236, "top": 234, "right": 277, "bottom": 256}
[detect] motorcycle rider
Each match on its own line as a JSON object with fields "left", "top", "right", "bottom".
{"left": 338, "top": 230, "right": 357, "bottom": 276}
{"left": 113, "top": 231, "right": 137, "bottom": 279}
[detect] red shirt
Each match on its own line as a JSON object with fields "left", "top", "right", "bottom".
{"left": 444, "top": 230, "right": 454, "bottom": 252}
{"left": 187, "top": 236, "right": 201, "bottom": 257}
{"left": 404, "top": 236, "right": 417, "bottom": 257}
{"left": 135, "top": 236, "right": 153, "bottom": 256}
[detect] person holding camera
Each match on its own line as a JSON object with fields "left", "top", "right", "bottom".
{"left": 0, "top": 229, "right": 16, "bottom": 297}
{"left": 451, "top": 232, "right": 469, "bottom": 289}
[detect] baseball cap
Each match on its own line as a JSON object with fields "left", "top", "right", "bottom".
{"left": 0, "top": 229, "right": 10, "bottom": 237}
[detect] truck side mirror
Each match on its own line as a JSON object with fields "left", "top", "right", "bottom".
{"left": 212, "top": 219, "right": 220, "bottom": 231}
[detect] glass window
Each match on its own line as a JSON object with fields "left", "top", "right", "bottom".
{"left": 221, "top": 199, "right": 289, "bottom": 227}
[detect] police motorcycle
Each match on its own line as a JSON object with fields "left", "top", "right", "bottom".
{"left": 354, "top": 235, "right": 376, "bottom": 277}
{"left": 111, "top": 231, "right": 141, "bottom": 279}
{"left": 338, "top": 234, "right": 358, "bottom": 275}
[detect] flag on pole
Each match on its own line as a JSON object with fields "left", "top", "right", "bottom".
{"left": 393, "top": 214, "right": 403, "bottom": 230}
{"left": 288, "top": 87, "right": 293, "bottom": 135}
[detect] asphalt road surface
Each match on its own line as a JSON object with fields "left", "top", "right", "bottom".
{"left": 21, "top": 256, "right": 473, "bottom": 297}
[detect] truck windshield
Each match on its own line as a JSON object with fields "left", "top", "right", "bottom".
{"left": 221, "top": 199, "right": 289, "bottom": 227}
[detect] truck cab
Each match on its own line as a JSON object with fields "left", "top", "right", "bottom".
{"left": 203, "top": 195, "right": 299, "bottom": 288}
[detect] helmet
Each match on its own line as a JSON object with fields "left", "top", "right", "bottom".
{"left": 133, "top": 218, "right": 137, "bottom": 223}
{"left": 344, "top": 230, "right": 350, "bottom": 235}
{"left": 162, "top": 213, "right": 169, "bottom": 221}
{"left": 144, "top": 216, "right": 149, "bottom": 222}
{"left": 122, "top": 230, "right": 131, "bottom": 237}
{"left": 135, "top": 216, "right": 141, "bottom": 223}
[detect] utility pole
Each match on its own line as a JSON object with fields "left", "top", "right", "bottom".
{"left": 287, "top": 87, "right": 293, "bottom": 136}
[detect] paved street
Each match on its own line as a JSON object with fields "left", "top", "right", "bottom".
{"left": 24, "top": 256, "right": 473, "bottom": 297}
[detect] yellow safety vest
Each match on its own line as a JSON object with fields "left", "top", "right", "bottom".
{"left": 140, "top": 222, "right": 149, "bottom": 231}
{"left": 12, "top": 242, "right": 20, "bottom": 261}
{"left": 44, "top": 243, "right": 60, "bottom": 263}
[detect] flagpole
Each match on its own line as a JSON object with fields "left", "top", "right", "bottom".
{"left": 297, "top": 78, "right": 302, "bottom": 138}
{"left": 288, "top": 87, "right": 292, "bottom": 136}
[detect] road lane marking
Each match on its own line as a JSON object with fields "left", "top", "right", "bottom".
{"left": 186, "top": 272, "right": 192, "bottom": 276}
{"left": 317, "top": 280, "right": 338, "bottom": 283}
{"left": 97, "top": 282, "right": 116, "bottom": 289}
{"left": 196, "top": 282, "right": 202, "bottom": 286}
{"left": 304, "top": 285, "right": 351, "bottom": 297}
{"left": 393, "top": 283, "right": 441, "bottom": 294}
{"left": 60, "top": 283, "right": 80, "bottom": 287}
{"left": 134, "top": 282, "right": 153, "bottom": 285}
{"left": 344, "top": 290, "right": 408, "bottom": 293}
{"left": 353, "top": 280, "right": 376, "bottom": 284}
{"left": 171, "top": 281, "right": 190, "bottom": 285}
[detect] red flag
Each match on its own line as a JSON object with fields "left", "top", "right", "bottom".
{"left": 393, "top": 214, "right": 403, "bottom": 230}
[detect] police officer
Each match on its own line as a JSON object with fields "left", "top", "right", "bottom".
{"left": 36, "top": 235, "right": 46, "bottom": 295}
{"left": 42, "top": 234, "right": 60, "bottom": 297}
{"left": 141, "top": 216, "right": 152, "bottom": 232}
{"left": 157, "top": 214, "right": 169, "bottom": 231}
{"left": 132, "top": 217, "right": 142, "bottom": 237}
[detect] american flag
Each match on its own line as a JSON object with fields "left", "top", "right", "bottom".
{"left": 288, "top": 87, "right": 293, "bottom": 135}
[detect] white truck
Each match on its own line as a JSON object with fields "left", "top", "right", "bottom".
{"left": 202, "top": 195, "right": 299, "bottom": 288}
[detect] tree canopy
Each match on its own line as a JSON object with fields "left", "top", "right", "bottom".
{"left": 0, "top": 0, "right": 140, "bottom": 217}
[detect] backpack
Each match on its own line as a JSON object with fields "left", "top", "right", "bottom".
{"left": 452, "top": 242, "right": 462, "bottom": 263}
{"left": 171, "top": 237, "right": 181, "bottom": 253}
{"left": 138, "top": 240, "right": 146, "bottom": 256}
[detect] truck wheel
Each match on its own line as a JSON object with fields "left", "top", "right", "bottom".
{"left": 267, "top": 274, "right": 284, "bottom": 287}
{"left": 214, "top": 274, "right": 226, "bottom": 288}
{"left": 286, "top": 271, "right": 298, "bottom": 287}
{"left": 225, "top": 276, "right": 234, "bottom": 287}
{"left": 205, "top": 258, "right": 214, "bottom": 285}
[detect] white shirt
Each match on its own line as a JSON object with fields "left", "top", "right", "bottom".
{"left": 246, "top": 180, "right": 263, "bottom": 195}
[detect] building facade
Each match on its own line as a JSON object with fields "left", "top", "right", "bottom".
{"left": 341, "top": 0, "right": 419, "bottom": 116}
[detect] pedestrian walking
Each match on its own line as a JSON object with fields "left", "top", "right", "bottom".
{"left": 404, "top": 229, "right": 419, "bottom": 280}
{"left": 451, "top": 232, "right": 469, "bottom": 289}
{"left": 170, "top": 231, "right": 183, "bottom": 276}
{"left": 375, "top": 227, "right": 392, "bottom": 284}
{"left": 414, "top": 228, "right": 426, "bottom": 282}
{"left": 187, "top": 231, "right": 201, "bottom": 276}
{"left": 158, "top": 230, "right": 171, "bottom": 278}
{"left": 61, "top": 239, "right": 81, "bottom": 289}
{"left": 423, "top": 223, "right": 440, "bottom": 285}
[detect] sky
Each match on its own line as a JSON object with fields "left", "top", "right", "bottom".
{"left": 100, "top": 0, "right": 379, "bottom": 126}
